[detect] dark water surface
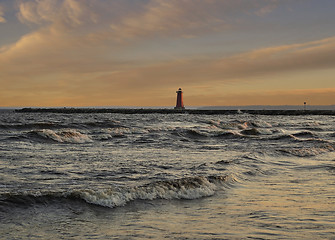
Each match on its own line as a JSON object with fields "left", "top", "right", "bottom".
{"left": 1, "top": 111, "right": 334, "bottom": 239}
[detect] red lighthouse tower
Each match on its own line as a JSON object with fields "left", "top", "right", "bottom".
{"left": 174, "top": 88, "right": 185, "bottom": 110}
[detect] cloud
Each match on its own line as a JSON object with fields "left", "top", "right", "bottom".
{"left": 106, "top": 36, "right": 335, "bottom": 90}
{"left": 17, "top": 0, "right": 98, "bottom": 28}
{"left": 255, "top": 0, "right": 279, "bottom": 16}
{"left": 214, "top": 37, "right": 335, "bottom": 79}
{"left": 108, "top": 0, "right": 285, "bottom": 40}
{"left": 0, "top": 5, "right": 6, "bottom": 23}
{"left": 109, "top": 0, "right": 225, "bottom": 40}
{"left": 1, "top": 0, "right": 290, "bottom": 76}
{"left": 15, "top": 0, "right": 285, "bottom": 41}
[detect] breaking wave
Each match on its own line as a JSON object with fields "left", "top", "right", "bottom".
{"left": 0, "top": 175, "right": 233, "bottom": 209}
{"left": 28, "top": 129, "right": 92, "bottom": 143}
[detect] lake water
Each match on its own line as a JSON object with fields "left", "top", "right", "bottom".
{"left": 1, "top": 111, "right": 334, "bottom": 239}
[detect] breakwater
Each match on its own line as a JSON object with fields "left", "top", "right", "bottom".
{"left": 15, "top": 108, "right": 335, "bottom": 115}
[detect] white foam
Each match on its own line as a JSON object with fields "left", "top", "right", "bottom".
{"left": 77, "top": 176, "right": 220, "bottom": 208}
{"left": 36, "top": 129, "right": 92, "bottom": 143}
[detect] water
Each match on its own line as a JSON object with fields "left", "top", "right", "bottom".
{"left": 0, "top": 111, "right": 334, "bottom": 239}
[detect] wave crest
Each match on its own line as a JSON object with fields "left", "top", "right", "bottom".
{"left": 0, "top": 175, "right": 233, "bottom": 209}
{"left": 77, "top": 175, "right": 231, "bottom": 208}
{"left": 31, "top": 129, "right": 92, "bottom": 143}
{"left": 279, "top": 144, "right": 335, "bottom": 157}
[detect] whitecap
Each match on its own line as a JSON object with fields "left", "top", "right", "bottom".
{"left": 75, "top": 175, "right": 231, "bottom": 208}
{"left": 35, "top": 129, "right": 92, "bottom": 143}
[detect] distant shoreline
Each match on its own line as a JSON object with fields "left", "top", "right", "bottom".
{"left": 15, "top": 108, "right": 335, "bottom": 115}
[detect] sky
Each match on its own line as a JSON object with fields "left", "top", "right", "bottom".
{"left": 0, "top": 0, "right": 334, "bottom": 107}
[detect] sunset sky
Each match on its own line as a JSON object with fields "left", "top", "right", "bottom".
{"left": 0, "top": 0, "right": 334, "bottom": 107}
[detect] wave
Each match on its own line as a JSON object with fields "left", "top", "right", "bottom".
{"left": 0, "top": 120, "right": 123, "bottom": 131}
{"left": 244, "top": 120, "right": 273, "bottom": 128}
{"left": 215, "top": 131, "right": 242, "bottom": 138}
{"left": 0, "top": 175, "right": 233, "bottom": 209}
{"left": 78, "top": 176, "right": 222, "bottom": 208}
{"left": 279, "top": 144, "right": 335, "bottom": 157}
{"left": 0, "top": 122, "right": 59, "bottom": 130}
{"left": 77, "top": 120, "right": 123, "bottom": 129}
{"left": 269, "top": 133, "right": 330, "bottom": 144}
{"left": 215, "top": 160, "right": 234, "bottom": 165}
{"left": 208, "top": 119, "right": 273, "bottom": 137}
{"left": 95, "top": 127, "right": 131, "bottom": 140}
{"left": 292, "top": 131, "right": 316, "bottom": 138}
{"left": 184, "top": 129, "right": 209, "bottom": 138}
{"left": 211, "top": 119, "right": 272, "bottom": 129}
{"left": 291, "top": 136, "right": 331, "bottom": 144}
{"left": 294, "top": 163, "right": 335, "bottom": 174}
{"left": 240, "top": 128, "right": 272, "bottom": 136}
{"left": 28, "top": 129, "right": 92, "bottom": 143}
{"left": 269, "top": 134, "right": 297, "bottom": 141}
{"left": 172, "top": 128, "right": 245, "bottom": 140}
{"left": 172, "top": 129, "right": 209, "bottom": 139}
{"left": 171, "top": 126, "right": 283, "bottom": 140}
{"left": 209, "top": 120, "right": 247, "bottom": 130}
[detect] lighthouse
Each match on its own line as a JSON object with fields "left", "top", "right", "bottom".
{"left": 174, "top": 88, "right": 185, "bottom": 110}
